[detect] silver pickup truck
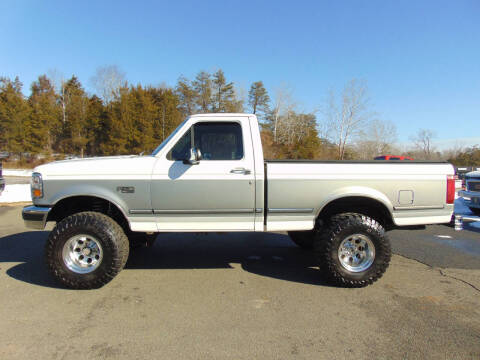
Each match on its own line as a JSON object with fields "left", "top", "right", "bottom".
{"left": 22, "top": 113, "right": 455, "bottom": 289}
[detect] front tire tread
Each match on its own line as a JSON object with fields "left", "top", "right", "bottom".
{"left": 45, "top": 212, "right": 129, "bottom": 289}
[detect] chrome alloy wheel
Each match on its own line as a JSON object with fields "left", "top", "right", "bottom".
{"left": 62, "top": 234, "right": 103, "bottom": 274}
{"left": 338, "top": 234, "right": 375, "bottom": 273}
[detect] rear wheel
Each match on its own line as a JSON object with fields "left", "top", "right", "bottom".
{"left": 45, "top": 212, "right": 129, "bottom": 289}
{"left": 314, "top": 213, "right": 391, "bottom": 287}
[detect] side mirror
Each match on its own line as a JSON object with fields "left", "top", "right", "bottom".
{"left": 183, "top": 147, "right": 202, "bottom": 165}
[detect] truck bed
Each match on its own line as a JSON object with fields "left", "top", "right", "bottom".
{"left": 264, "top": 160, "right": 454, "bottom": 231}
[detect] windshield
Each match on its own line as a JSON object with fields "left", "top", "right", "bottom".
{"left": 151, "top": 118, "right": 189, "bottom": 156}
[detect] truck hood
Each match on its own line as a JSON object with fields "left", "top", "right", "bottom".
{"left": 466, "top": 171, "right": 480, "bottom": 178}
{"left": 34, "top": 155, "right": 157, "bottom": 178}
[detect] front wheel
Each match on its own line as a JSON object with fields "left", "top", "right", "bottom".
{"left": 314, "top": 213, "right": 391, "bottom": 287}
{"left": 45, "top": 212, "right": 129, "bottom": 289}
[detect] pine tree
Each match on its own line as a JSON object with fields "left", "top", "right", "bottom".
{"left": 102, "top": 86, "right": 130, "bottom": 155}
{"left": 0, "top": 77, "right": 30, "bottom": 153}
{"left": 212, "top": 69, "right": 235, "bottom": 112}
{"left": 148, "top": 87, "right": 183, "bottom": 145}
{"left": 175, "top": 76, "right": 197, "bottom": 117}
{"left": 60, "top": 76, "right": 89, "bottom": 156}
{"left": 192, "top": 71, "right": 212, "bottom": 112}
{"left": 248, "top": 81, "right": 270, "bottom": 120}
{"left": 85, "top": 95, "right": 106, "bottom": 155}
{"left": 28, "top": 75, "right": 61, "bottom": 154}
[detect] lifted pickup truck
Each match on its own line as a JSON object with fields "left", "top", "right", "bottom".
{"left": 23, "top": 113, "right": 455, "bottom": 289}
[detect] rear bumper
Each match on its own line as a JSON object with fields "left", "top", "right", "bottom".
{"left": 0, "top": 177, "right": 5, "bottom": 195}
{"left": 22, "top": 205, "right": 51, "bottom": 230}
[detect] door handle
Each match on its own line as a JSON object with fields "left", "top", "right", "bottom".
{"left": 230, "top": 167, "right": 251, "bottom": 175}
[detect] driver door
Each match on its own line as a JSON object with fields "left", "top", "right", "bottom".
{"left": 151, "top": 117, "right": 256, "bottom": 231}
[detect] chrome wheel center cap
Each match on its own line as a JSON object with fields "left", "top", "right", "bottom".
{"left": 82, "top": 248, "right": 92, "bottom": 256}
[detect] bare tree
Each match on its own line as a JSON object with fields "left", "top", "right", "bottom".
{"left": 269, "top": 84, "right": 295, "bottom": 142}
{"left": 410, "top": 129, "right": 436, "bottom": 159}
{"left": 48, "top": 68, "right": 67, "bottom": 123}
{"left": 441, "top": 141, "right": 464, "bottom": 161}
{"left": 90, "top": 65, "right": 126, "bottom": 104}
{"left": 355, "top": 119, "right": 398, "bottom": 159}
{"left": 233, "top": 85, "right": 247, "bottom": 112}
{"left": 276, "top": 111, "right": 316, "bottom": 146}
{"left": 324, "top": 79, "right": 372, "bottom": 159}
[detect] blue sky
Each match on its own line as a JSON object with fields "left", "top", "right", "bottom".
{"left": 1, "top": 0, "right": 479, "bottom": 147}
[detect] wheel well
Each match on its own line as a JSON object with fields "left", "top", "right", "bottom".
{"left": 317, "top": 196, "right": 393, "bottom": 229}
{"left": 46, "top": 196, "right": 130, "bottom": 233}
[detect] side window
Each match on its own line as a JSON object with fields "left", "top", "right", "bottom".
{"left": 167, "top": 122, "right": 244, "bottom": 161}
{"left": 194, "top": 122, "right": 243, "bottom": 160}
{"left": 167, "top": 128, "right": 191, "bottom": 160}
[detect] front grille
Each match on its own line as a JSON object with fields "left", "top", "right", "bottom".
{"left": 467, "top": 181, "right": 480, "bottom": 192}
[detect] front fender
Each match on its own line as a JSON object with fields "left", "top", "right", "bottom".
{"left": 43, "top": 183, "right": 131, "bottom": 220}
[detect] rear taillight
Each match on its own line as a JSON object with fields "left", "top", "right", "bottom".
{"left": 446, "top": 175, "right": 455, "bottom": 204}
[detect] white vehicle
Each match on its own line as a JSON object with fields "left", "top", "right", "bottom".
{"left": 22, "top": 114, "right": 455, "bottom": 289}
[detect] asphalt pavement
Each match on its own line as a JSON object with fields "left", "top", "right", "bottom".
{"left": 0, "top": 205, "right": 479, "bottom": 360}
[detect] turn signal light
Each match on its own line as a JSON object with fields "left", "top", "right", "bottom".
{"left": 31, "top": 172, "right": 43, "bottom": 199}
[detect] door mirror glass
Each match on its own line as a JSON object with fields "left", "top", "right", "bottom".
{"left": 183, "top": 147, "right": 202, "bottom": 165}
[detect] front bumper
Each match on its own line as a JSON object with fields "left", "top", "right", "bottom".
{"left": 454, "top": 214, "right": 480, "bottom": 231}
{"left": 458, "top": 190, "right": 480, "bottom": 208}
{"left": 0, "top": 177, "right": 5, "bottom": 195}
{"left": 22, "top": 205, "right": 51, "bottom": 230}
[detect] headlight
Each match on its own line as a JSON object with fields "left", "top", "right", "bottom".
{"left": 31, "top": 172, "right": 43, "bottom": 199}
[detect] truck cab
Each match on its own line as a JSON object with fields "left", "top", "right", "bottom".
{"left": 150, "top": 114, "right": 264, "bottom": 232}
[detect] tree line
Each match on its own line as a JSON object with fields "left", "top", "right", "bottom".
{"left": 0, "top": 67, "right": 478, "bottom": 165}
{"left": 0, "top": 73, "right": 182, "bottom": 158}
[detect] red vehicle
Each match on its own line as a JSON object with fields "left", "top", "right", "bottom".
{"left": 374, "top": 155, "right": 414, "bottom": 161}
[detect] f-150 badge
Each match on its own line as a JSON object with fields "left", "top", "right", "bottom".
{"left": 117, "top": 186, "right": 135, "bottom": 193}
